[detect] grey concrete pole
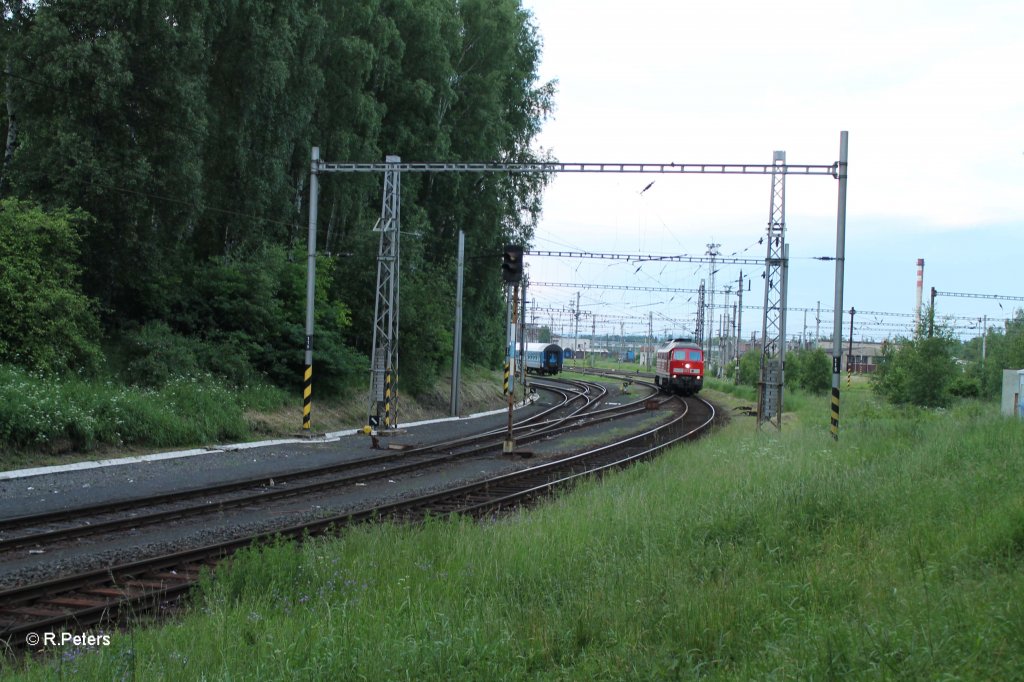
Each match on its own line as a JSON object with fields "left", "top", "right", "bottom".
{"left": 450, "top": 230, "right": 464, "bottom": 417}
{"left": 830, "top": 131, "right": 849, "bottom": 439}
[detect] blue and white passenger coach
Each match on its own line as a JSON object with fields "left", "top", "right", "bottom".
{"left": 524, "top": 343, "right": 563, "bottom": 375}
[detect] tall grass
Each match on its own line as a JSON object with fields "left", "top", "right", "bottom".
{"left": 5, "top": 390, "right": 1023, "bottom": 679}
{"left": 0, "top": 365, "right": 288, "bottom": 457}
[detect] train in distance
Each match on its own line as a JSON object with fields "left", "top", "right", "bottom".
{"left": 654, "top": 337, "right": 704, "bottom": 396}
{"left": 524, "top": 343, "right": 563, "bottom": 375}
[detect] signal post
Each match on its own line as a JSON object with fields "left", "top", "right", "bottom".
{"left": 502, "top": 245, "right": 524, "bottom": 454}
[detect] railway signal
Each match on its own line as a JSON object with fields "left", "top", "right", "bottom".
{"left": 502, "top": 244, "right": 524, "bottom": 283}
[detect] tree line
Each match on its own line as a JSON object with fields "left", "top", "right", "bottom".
{"left": 1, "top": 0, "right": 554, "bottom": 396}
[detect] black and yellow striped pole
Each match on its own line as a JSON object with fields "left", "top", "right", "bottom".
{"left": 503, "top": 360, "right": 511, "bottom": 395}
{"left": 303, "top": 361, "right": 312, "bottom": 430}
{"left": 830, "top": 360, "right": 840, "bottom": 439}
{"left": 384, "top": 369, "right": 394, "bottom": 428}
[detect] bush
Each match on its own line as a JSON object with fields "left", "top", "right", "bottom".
{"left": 0, "top": 364, "right": 284, "bottom": 453}
{"left": 785, "top": 348, "right": 831, "bottom": 394}
{"left": 948, "top": 374, "right": 981, "bottom": 398}
{"left": 0, "top": 199, "right": 101, "bottom": 373}
{"left": 872, "top": 334, "right": 958, "bottom": 408}
{"left": 121, "top": 321, "right": 203, "bottom": 387}
{"left": 738, "top": 349, "right": 761, "bottom": 387}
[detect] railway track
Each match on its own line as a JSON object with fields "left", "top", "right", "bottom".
{"left": 0, "top": 388, "right": 713, "bottom": 650}
{"left": 0, "top": 379, "right": 648, "bottom": 553}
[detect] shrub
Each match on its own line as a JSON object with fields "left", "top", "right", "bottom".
{"left": 0, "top": 364, "right": 277, "bottom": 453}
{"left": 121, "top": 321, "right": 203, "bottom": 387}
{"left": 872, "top": 334, "right": 958, "bottom": 408}
{"left": 738, "top": 349, "right": 760, "bottom": 387}
{"left": 785, "top": 347, "right": 831, "bottom": 394}
{"left": 0, "top": 199, "right": 101, "bottom": 373}
{"left": 948, "top": 374, "right": 981, "bottom": 398}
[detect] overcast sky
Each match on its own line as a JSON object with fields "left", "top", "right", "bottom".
{"left": 518, "top": 0, "right": 1023, "bottom": 342}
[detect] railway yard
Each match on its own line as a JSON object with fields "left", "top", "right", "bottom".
{"left": 0, "top": 374, "right": 716, "bottom": 651}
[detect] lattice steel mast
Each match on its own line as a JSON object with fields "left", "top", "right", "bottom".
{"left": 369, "top": 156, "right": 402, "bottom": 429}
{"left": 705, "top": 243, "right": 720, "bottom": 359}
{"left": 758, "top": 151, "right": 789, "bottom": 429}
{"left": 695, "top": 280, "right": 706, "bottom": 345}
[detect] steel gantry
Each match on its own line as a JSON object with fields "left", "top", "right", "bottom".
{"left": 932, "top": 291, "right": 1024, "bottom": 303}
{"left": 302, "top": 143, "right": 846, "bottom": 432}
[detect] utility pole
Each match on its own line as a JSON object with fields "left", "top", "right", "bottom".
{"left": 735, "top": 271, "right": 743, "bottom": 384}
{"left": 620, "top": 321, "right": 625, "bottom": 364}
{"left": 648, "top": 312, "right": 654, "bottom": 370}
{"left": 816, "top": 301, "right": 821, "bottom": 347}
{"left": 982, "top": 315, "right": 987, "bottom": 368}
{"left": 302, "top": 147, "right": 320, "bottom": 432}
{"left": 520, "top": 280, "right": 528, "bottom": 399}
{"left": 731, "top": 303, "right": 738, "bottom": 380}
{"left": 848, "top": 307, "right": 856, "bottom": 385}
{"left": 706, "top": 243, "right": 720, "bottom": 362}
{"left": 829, "top": 131, "right": 849, "bottom": 440}
{"left": 929, "top": 287, "right": 937, "bottom": 337}
{"left": 574, "top": 291, "right": 581, "bottom": 368}
{"left": 450, "top": 230, "right": 465, "bottom": 417}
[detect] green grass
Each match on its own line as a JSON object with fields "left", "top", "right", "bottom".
{"left": 5, "top": 389, "right": 1024, "bottom": 679}
{"left": 0, "top": 365, "right": 289, "bottom": 464}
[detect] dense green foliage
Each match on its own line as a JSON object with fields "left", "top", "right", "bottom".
{"left": 784, "top": 347, "right": 831, "bottom": 394}
{"left": 6, "top": 391, "right": 1023, "bottom": 679}
{"left": 1, "top": 0, "right": 553, "bottom": 397}
{"left": 732, "top": 347, "right": 830, "bottom": 395}
{"left": 872, "top": 330, "right": 959, "bottom": 408}
{"left": 737, "top": 348, "right": 760, "bottom": 386}
{"left": 0, "top": 198, "right": 100, "bottom": 373}
{"left": 960, "top": 309, "right": 1024, "bottom": 398}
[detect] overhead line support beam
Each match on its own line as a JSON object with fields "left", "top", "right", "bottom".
{"left": 317, "top": 161, "right": 837, "bottom": 176}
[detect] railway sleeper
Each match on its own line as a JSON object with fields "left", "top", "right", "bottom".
{"left": 151, "top": 571, "right": 198, "bottom": 581}
{"left": 123, "top": 579, "right": 173, "bottom": 590}
{"left": 4, "top": 606, "right": 68, "bottom": 618}
{"left": 44, "top": 596, "right": 108, "bottom": 609}
{"left": 82, "top": 587, "right": 144, "bottom": 599}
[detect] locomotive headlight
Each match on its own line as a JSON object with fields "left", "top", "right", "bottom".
{"left": 684, "top": 363, "right": 691, "bottom": 369}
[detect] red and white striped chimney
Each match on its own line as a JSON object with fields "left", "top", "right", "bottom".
{"left": 915, "top": 258, "right": 925, "bottom": 331}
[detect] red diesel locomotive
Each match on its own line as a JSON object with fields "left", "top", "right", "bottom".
{"left": 654, "top": 337, "right": 704, "bottom": 396}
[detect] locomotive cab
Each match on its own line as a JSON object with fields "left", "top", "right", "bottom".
{"left": 654, "top": 337, "right": 704, "bottom": 396}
